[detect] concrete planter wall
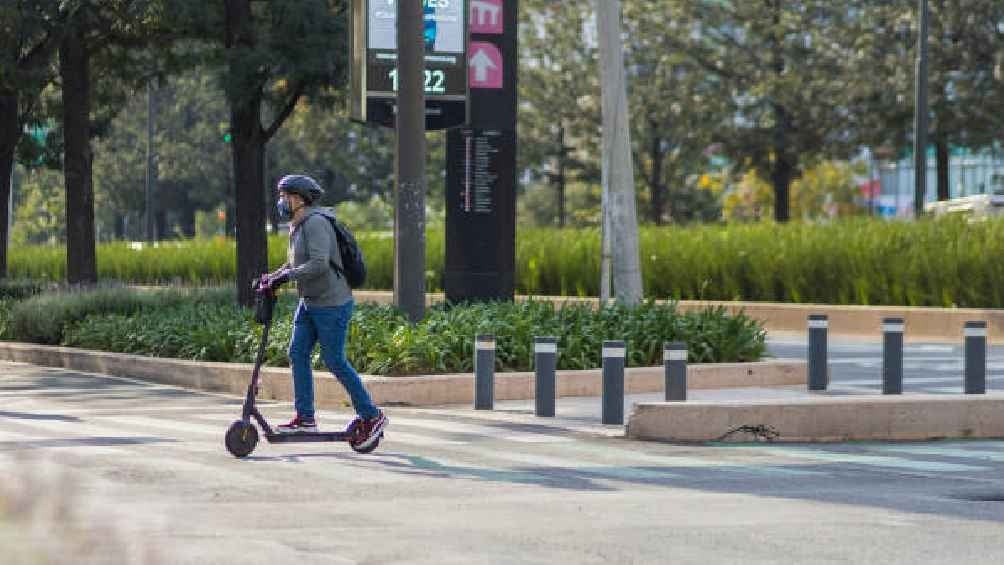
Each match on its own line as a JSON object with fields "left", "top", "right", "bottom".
{"left": 0, "top": 342, "right": 803, "bottom": 408}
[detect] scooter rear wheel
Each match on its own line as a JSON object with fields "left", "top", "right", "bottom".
{"left": 350, "top": 432, "right": 383, "bottom": 454}
{"left": 225, "top": 420, "right": 259, "bottom": 458}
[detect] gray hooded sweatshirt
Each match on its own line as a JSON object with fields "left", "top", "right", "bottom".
{"left": 283, "top": 207, "right": 352, "bottom": 307}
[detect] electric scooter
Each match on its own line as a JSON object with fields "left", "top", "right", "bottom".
{"left": 224, "top": 280, "right": 382, "bottom": 458}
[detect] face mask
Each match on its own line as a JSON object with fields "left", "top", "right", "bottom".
{"left": 277, "top": 198, "right": 293, "bottom": 221}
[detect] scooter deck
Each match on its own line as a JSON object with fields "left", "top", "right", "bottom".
{"left": 264, "top": 431, "right": 355, "bottom": 443}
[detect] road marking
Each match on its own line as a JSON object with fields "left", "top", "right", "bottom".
{"left": 875, "top": 445, "right": 1004, "bottom": 462}
{"left": 754, "top": 447, "right": 988, "bottom": 473}
{"left": 383, "top": 431, "right": 468, "bottom": 447}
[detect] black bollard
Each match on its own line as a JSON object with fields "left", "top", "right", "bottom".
{"left": 534, "top": 336, "right": 558, "bottom": 417}
{"left": 664, "top": 341, "right": 688, "bottom": 402}
{"left": 882, "top": 317, "right": 904, "bottom": 395}
{"left": 474, "top": 334, "right": 495, "bottom": 409}
{"left": 601, "top": 340, "right": 625, "bottom": 425}
{"left": 964, "top": 321, "right": 987, "bottom": 395}
{"left": 808, "top": 314, "right": 829, "bottom": 391}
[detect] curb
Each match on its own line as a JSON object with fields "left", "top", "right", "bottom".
{"left": 0, "top": 342, "right": 804, "bottom": 407}
{"left": 626, "top": 394, "right": 1004, "bottom": 443}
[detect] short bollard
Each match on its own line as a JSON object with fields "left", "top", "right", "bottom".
{"left": 807, "top": 314, "right": 829, "bottom": 391}
{"left": 601, "top": 340, "right": 626, "bottom": 425}
{"left": 964, "top": 321, "right": 987, "bottom": 395}
{"left": 474, "top": 335, "right": 495, "bottom": 410}
{"left": 664, "top": 341, "right": 687, "bottom": 402}
{"left": 882, "top": 317, "right": 904, "bottom": 395}
{"left": 534, "top": 337, "right": 558, "bottom": 417}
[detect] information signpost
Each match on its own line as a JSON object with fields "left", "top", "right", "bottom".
{"left": 444, "top": 0, "right": 517, "bottom": 303}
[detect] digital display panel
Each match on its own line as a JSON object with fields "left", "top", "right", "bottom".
{"left": 366, "top": 0, "right": 467, "bottom": 99}
{"left": 350, "top": 0, "right": 469, "bottom": 129}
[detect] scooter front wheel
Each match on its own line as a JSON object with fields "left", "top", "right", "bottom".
{"left": 350, "top": 432, "right": 383, "bottom": 454}
{"left": 225, "top": 420, "right": 259, "bottom": 458}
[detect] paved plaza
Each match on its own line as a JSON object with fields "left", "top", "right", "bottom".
{"left": 0, "top": 334, "right": 1003, "bottom": 563}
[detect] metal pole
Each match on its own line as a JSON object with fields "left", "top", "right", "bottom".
{"left": 964, "top": 321, "right": 987, "bottom": 394}
{"left": 394, "top": 0, "right": 427, "bottom": 323}
{"left": 534, "top": 336, "right": 557, "bottom": 417}
{"left": 145, "top": 80, "right": 156, "bottom": 242}
{"left": 595, "top": 0, "right": 643, "bottom": 305}
{"left": 913, "top": 0, "right": 929, "bottom": 218}
{"left": 474, "top": 334, "right": 495, "bottom": 409}
{"left": 664, "top": 341, "right": 687, "bottom": 402}
{"left": 601, "top": 340, "right": 625, "bottom": 425}
{"left": 882, "top": 317, "right": 904, "bottom": 395}
{"left": 808, "top": 314, "right": 828, "bottom": 391}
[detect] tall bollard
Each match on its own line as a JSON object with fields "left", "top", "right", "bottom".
{"left": 882, "top": 317, "right": 904, "bottom": 395}
{"left": 964, "top": 321, "right": 987, "bottom": 395}
{"left": 602, "top": 340, "right": 626, "bottom": 425}
{"left": 664, "top": 341, "right": 688, "bottom": 402}
{"left": 474, "top": 334, "right": 495, "bottom": 410}
{"left": 534, "top": 337, "right": 558, "bottom": 417}
{"left": 808, "top": 314, "right": 829, "bottom": 391}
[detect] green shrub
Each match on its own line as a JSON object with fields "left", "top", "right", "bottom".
{"left": 10, "top": 285, "right": 233, "bottom": 345}
{"left": 16, "top": 216, "right": 998, "bottom": 306}
{"left": 0, "top": 279, "right": 49, "bottom": 301}
{"left": 57, "top": 289, "right": 766, "bottom": 373}
{"left": 64, "top": 301, "right": 249, "bottom": 361}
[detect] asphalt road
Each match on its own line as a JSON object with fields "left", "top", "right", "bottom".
{"left": 2, "top": 355, "right": 1004, "bottom": 564}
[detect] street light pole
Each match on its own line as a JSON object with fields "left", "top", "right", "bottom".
{"left": 394, "top": 0, "right": 427, "bottom": 322}
{"left": 145, "top": 80, "right": 158, "bottom": 241}
{"left": 913, "top": 0, "right": 929, "bottom": 218}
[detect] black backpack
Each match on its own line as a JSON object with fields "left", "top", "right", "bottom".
{"left": 303, "top": 211, "right": 367, "bottom": 289}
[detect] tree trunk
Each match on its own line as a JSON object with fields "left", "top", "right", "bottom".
{"left": 60, "top": 25, "right": 97, "bottom": 284}
{"left": 555, "top": 125, "right": 566, "bottom": 228}
{"left": 771, "top": 105, "right": 793, "bottom": 223}
{"left": 226, "top": 0, "right": 269, "bottom": 306}
{"left": 114, "top": 214, "right": 126, "bottom": 239}
{"left": 230, "top": 103, "right": 267, "bottom": 306}
{"left": 155, "top": 209, "right": 168, "bottom": 240}
{"left": 935, "top": 139, "right": 950, "bottom": 200}
{"left": 648, "top": 135, "right": 666, "bottom": 225}
{"left": 0, "top": 92, "right": 17, "bottom": 279}
{"left": 266, "top": 145, "right": 279, "bottom": 234}
{"left": 771, "top": 157, "right": 794, "bottom": 223}
{"left": 179, "top": 192, "right": 196, "bottom": 238}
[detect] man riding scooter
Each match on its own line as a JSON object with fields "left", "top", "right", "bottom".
{"left": 259, "top": 174, "right": 387, "bottom": 451}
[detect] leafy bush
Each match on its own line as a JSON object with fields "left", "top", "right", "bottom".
{"left": 9, "top": 285, "right": 233, "bottom": 345}
{"left": 64, "top": 301, "right": 249, "bottom": 361}
{"left": 50, "top": 289, "right": 766, "bottom": 373}
{"left": 0, "top": 279, "right": 48, "bottom": 301}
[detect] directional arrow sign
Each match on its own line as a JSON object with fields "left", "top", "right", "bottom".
{"left": 469, "top": 42, "right": 502, "bottom": 89}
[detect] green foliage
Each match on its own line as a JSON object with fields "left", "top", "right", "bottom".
{"left": 11, "top": 167, "right": 65, "bottom": 245}
{"left": 44, "top": 289, "right": 767, "bottom": 373}
{"left": 9, "top": 285, "right": 233, "bottom": 345}
{"left": 0, "top": 279, "right": 47, "bottom": 301}
{"left": 64, "top": 301, "right": 248, "bottom": 361}
{"left": 10, "top": 216, "right": 1004, "bottom": 307}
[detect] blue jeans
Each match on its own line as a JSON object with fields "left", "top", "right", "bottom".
{"left": 287, "top": 299, "right": 378, "bottom": 420}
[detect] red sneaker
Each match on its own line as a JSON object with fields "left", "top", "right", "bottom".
{"left": 275, "top": 415, "right": 317, "bottom": 434}
{"left": 352, "top": 410, "right": 387, "bottom": 450}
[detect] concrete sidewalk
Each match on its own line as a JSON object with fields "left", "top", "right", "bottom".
{"left": 620, "top": 333, "right": 1004, "bottom": 443}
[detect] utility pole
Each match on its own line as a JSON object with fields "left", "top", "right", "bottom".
{"left": 145, "top": 80, "right": 157, "bottom": 241}
{"left": 395, "top": 0, "right": 427, "bottom": 322}
{"left": 913, "top": 0, "right": 929, "bottom": 218}
{"left": 596, "top": 0, "right": 643, "bottom": 305}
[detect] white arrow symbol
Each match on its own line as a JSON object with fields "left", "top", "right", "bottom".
{"left": 470, "top": 48, "right": 498, "bottom": 83}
